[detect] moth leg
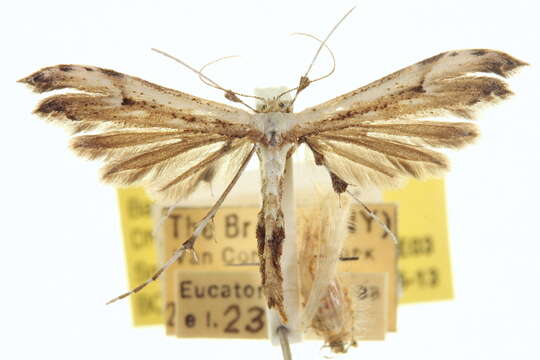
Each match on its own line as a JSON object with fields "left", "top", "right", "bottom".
{"left": 323, "top": 166, "right": 403, "bottom": 298}
{"left": 345, "top": 189, "right": 398, "bottom": 247}
{"left": 106, "top": 147, "right": 255, "bottom": 304}
{"left": 345, "top": 188, "right": 403, "bottom": 298}
{"left": 323, "top": 166, "right": 403, "bottom": 304}
{"left": 319, "top": 161, "right": 399, "bottom": 247}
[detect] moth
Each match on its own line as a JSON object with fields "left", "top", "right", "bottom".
{"left": 19, "top": 25, "right": 526, "bottom": 321}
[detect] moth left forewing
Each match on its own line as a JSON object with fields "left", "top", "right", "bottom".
{"left": 20, "top": 65, "right": 254, "bottom": 136}
{"left": 289, "top": 49, "right": 526, "bottom": 190}
{"left": 20, "top": 65, "right": 261, "bottom": 202}
{"left": 20, "top": 64, "right": 249, "bottom": 116}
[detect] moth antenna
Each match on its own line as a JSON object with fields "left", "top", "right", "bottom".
{"left": 198, "top": 55, "right": 240, "bottom": 89}
{"left": 292, "top": 32, "right": 336, "bottom": 83}
{"left": 199, "top": 55, "right": 265, "bottom": 100}
{"left": 290, "top": 7, "right": 355, "bottom": 105}
{"left": 106, "top": 147, "right": 255, "bottom": 305}
{"left": 151, "top": 48, "right": 258, "bottom": 112}
{"left": 302, "top": 7, "right": 354, "bottom": 80}
{"left": 277, "top": 32, "right": 336, "bottom": 101}
{"left": 151, "top": 48, "right": 223, "bottom": 89}
{"left": 198, "top": 55, "right": 264, "bottom": 105}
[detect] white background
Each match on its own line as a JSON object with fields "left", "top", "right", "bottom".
{"left": 1, "top": 0, "right": 539, "bottom": 359}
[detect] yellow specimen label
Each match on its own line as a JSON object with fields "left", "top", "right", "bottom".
{"left": 117, "top": 178, "right": 452, "bottom": 327}
{"left": 383, "top": 179, "right": 453, "bottom": 303}
{"left": 174, "top": 270, "right": 267, "bottom": 339}
{"left": 174, "top": 270, "right": 387, "bottom": 341}
{"left": 161, "top": 205, "right": 397, "bottom": 334}
{"left": 161, "top": 207, "right": 261, "bottom": 335}
{"left": 116, "top": 188, "right": 162, "bottom": 326}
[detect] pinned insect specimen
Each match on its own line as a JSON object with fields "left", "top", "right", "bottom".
{"left": 19, "top": 9, "right": 526, "bottom": 323}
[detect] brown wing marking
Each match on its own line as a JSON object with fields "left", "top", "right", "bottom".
{"left": 19, "top": 65, "right": 255, "bottom": 138}
{"left": 292, "top": 49, "right": 526, "bottom": 138}
{"left": 20, "top": 64, "right": 260, "bottom": 202}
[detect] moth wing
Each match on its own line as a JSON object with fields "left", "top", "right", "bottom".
{"left": 290, "top": 49, "right": 526, "bottom": 189}
{"left": 20, "top": 65, "right": 259, "bottom": 202}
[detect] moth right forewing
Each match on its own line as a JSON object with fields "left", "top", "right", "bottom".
{"left": 290, "top": 49, "right": 526, "bottom": 191}
{"left": 299, "top": 49, "right": 526, "bottom": 120}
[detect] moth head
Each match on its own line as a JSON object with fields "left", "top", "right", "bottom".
{"left": 257, "top": 98, "right": 293, "bottom": 113}
{"left": 254, "top": 87, "right": 293, "bottom": 113}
